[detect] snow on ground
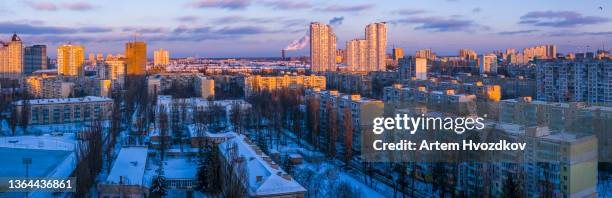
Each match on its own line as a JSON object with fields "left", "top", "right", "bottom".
{"left": 293, "top": 162, "right": 386, "bottom": 198}
{"left": 599, "top": 174, "right": 612, "bottom": 198}
{"left": 0, "top": 121, "right": 111, "bottom": 136}
{"left": 0, "top": 148, "right": 72, "bottom": 177}
{"left": 0, "top": 133, "right": 78, "bottom": 198}
{"left": 252, "top": 128, "right": 389, "bottom": 197}
{"left": 0, "top": 133, "right": 76, "bottom": 151}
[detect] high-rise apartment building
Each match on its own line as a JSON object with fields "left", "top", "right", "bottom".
{"left": 195, "top": 75, "right": 215, "bottom": 99}
{"left": 57, "top": 44, "right": 84, "bottom": 76}
{"left": 306, "top": 89, "right": 384, "bottom": 152}
{"left": 25, "top": 76, "right": 74, "bottom": 98}
{"left": 346, "top": 39, "right": 367, "bottom": 71}
{"left": 479, "top": 54, "right": 497, "bottom": 75}
{"left": 365, "top": 22, "right": 387, "bottom": 71}
{"left": 154, "top": 48, "right": 169, "bottom": 66}
{"left": 125, "top": 41, "right": 147, "bottom": 75}
{"left": 335, "top": 49, "right": 344, "bottom": 64}
{"left": 97, "top": 56, "right": 127, "bottom": 89}
{"left": 96, "top": 53, "right": 104, "bottom": 62}
{"left": 23, "top": 45, "right": 47, "bottom": 74}
{"left": 392, "top": 47, "right": 404, "bottom": 61}
{"left": 88, "top": 53, "right": 96, "bottom": 65}
{"left": 523, "top": 45, "right": 556, "bottom": 60}
{"left": 536, "top": 59, "right": 611, "bottom": 105}
{"left": 398, "top": 57, "right": 427, "bottom": 81}
{"left": 0, "top": 33, "right": 23, "bottom": 78}
{"left": 459, "top": 49, "right": 477, "bottom": 60}
{"left": 310, "top": 22, "right": 337, "bottom": 72}
{"left": 416, "top": 49, "right": 436, "bottom": 60}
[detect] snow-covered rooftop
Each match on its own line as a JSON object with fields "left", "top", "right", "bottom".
{"left": 105, "top": 147, "right": 149, "bottom": 186}
{"left": 0, "top": 133, "right": 76, "bottom": 151}
{"left": 187, "top": 124, "right": 236, "bottom": 138}
{"left": 219, "top": 134, "right": 306, "bottom": 197}
{"left": 14, "top": 96, "right": 112, "bottom": 106}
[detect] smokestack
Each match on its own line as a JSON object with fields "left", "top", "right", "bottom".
{"left": 281, "top": 49, "right": 286, "bottom": 60}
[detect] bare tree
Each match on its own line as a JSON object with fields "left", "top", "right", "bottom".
{"left": 230, "top": 102, "right": 244, "bottom": 134}
{"left": 221, "top": 142, "right": 247, "bottom": 198}
{"left": 18, "top": 98, "right": 30, "bottom": 135}
{"left": 343, "top": 107, "right": 353, "bottom": 165}
{"left": 8, "top": 105, "right": 18, "bottom": 136}
{"left": 73, "top": 121, "right": 103, "bottom": 198}
{"left": 158, "top": 105, "right": 169, "bottom": 161}
{"left": 307, "top": 97, "right": 320, "bottom": 149}
{"left": 326, "top": 102, "right": 338, "bottom": 158}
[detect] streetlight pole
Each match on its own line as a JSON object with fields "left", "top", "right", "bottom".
{"left": 23, "top": 157, "right": 32, "bottom": 198}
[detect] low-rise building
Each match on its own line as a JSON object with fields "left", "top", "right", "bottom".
{"left": 98, "top": 147, "right": 150, "bottom": 198}
{"left": 243, "top": 75, "right": 326, "bottom": 96}
{"left": 194, "top": 75, "right": 215, "bottom": 99}
{"left": 383, "top": 84, "right": 477, "bottom": 105}
{"left": 155, "top": 95, "right": 251, "bottom": 129}
{"left": 187, "top": 123, "right": 236, "bottom": 147}
{"left": 219, "top": 134, "right": 306, "bottom": 197}
{"left": 25, "top": 75, "right": 74, "bottom": 98}
{"left": 147, "top": 73, "right": 215, "bottom": 98}
{"left": 14, "top": 96, "right": 113, "bottom": 125}
{"left": 492, "top": 124, "right": 598, "bottom": 198}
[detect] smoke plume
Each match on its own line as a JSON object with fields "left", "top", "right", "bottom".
{"left": 284, "top": 33, "right": 309, "bottom": 51}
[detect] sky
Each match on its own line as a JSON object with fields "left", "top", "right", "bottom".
{"left": 1, "top": 0, "right": 611, "bottom": 58}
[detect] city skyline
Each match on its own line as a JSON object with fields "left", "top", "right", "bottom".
{"left": 0, "top": 0, "right": 610, "bottom": 58}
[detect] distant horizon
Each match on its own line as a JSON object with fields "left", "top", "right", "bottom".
{"left": 1, "top": 0, "right": 610, "bottom": 58}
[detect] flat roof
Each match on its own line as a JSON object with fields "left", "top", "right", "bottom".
{"left": 15, "top": 96, "right": 112, "bottom": 106}
{"left": 105, "top": 147, "right": 149, "bottom": 186}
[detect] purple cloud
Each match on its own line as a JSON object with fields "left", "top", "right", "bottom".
{"left": 519, "top": 11, "right": 609, "bottom": 27}
{"left": 210, "top": 15, "right": 306, "bottom": 30}
{"left": 79, "top": 26, "right": 113, "bottom": 33}
{"left": 215, "top": 26, "right": 272, "bottom": 34}
{"left": 189, "top": 0, "right": 251, "bottom": 10}
{"left": 394, "top": 9, "right": 427, "bottom": 15}
{"left": 0, "top": 22, "right": 111, "bottom": 34}
{"left": 212, "top": 15, "right": 274, "bottom": 24}
{"left": 24, "top": 1, "right": 96, "bottom": 11}
{"left": 395, "top": 16, "right": 479, "bottom": 32}
{"left": 320, "top": 4, "right": 374, "bottom": 12}
{"left": 61, "top": 2, "right": 96, "bottom": 11}
{"left": 173, "top": 26, "right": 212, "bottom": 34}
{"left": 498, "top": 29, "right": 538, "bottom": 35}
{"left": 122, "top": 27, "right": 166, "bottom": 34}
{"left": 0, "top": 22, "right": 71, "bottom": 34}
{"left": 173, "top": 25, "right": 275, "bottom": 35}
{"left": 260, "top": 0, "right": 312, "bottom": 10}
{"left": 472, "top": 7, "right": 481, "bottom": 13}
{"left": 24, "top": 1, "right": 58, "bottom": 11}
{"left": 176, "top": 16, "right": 199, "bottom": 22}
{"left": 329, "top": 17, "right": 344, "bottom": 26}
{"left": 547, "top": 31, "right": 612, "bottom": 37}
